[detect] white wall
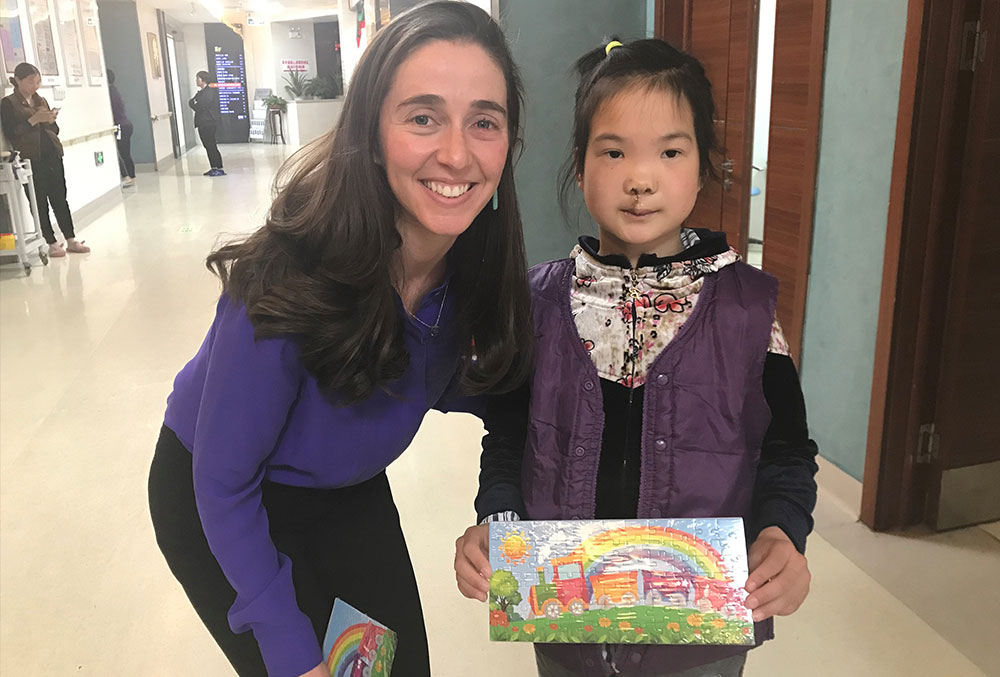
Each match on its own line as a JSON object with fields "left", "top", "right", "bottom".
{"left": 134, "top": 0, "right": 172, "bottom": 164}
{"left": 181, "top": 23, "right": 207, "bottom": 89}
{"left": 337, "top": 0, "right": 364, "bottom": 91}
{"left": 270, "top": 20, "right": 316, "bottom": 98}
{"left": 0, "top": 0, "right": 119, "bottom": 215}
{"left": 243, "top": 23, "right": 275, "bottom": 97}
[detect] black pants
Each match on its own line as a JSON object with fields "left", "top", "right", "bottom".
{"left": 24, "top": 156, "right": 75, "bottom": 245}
{"left": 117, "top": 122, "right": 135, "bottom": 178}
{"left": 198, "top": 124, "right": 224, "bottom": 169}
{"left": 148, "top": 426, "right": 430, "bottom": 676}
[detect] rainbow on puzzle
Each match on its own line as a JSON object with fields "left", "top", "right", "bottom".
{"left": 488, "top": 518, "right": 755, "bottom": 645}
{"left": 322, "top": 599, "right": 396, "bottom": 677}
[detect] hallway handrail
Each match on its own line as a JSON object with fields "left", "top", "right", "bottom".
{"left": 61, "top": 127, "right": 118, "bottom": 148}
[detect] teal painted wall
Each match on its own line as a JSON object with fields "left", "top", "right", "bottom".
{"left": 500, "top": 1, "right": 648, "bottom": 265}
{"left": 800, "top": 0, "right": 909, "bottom": 479}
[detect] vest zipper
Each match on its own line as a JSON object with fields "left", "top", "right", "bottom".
{"left": 623, "top": 278, "right": 643, "bottom": 487}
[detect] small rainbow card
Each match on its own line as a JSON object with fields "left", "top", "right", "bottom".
{"left": 322, "top": 599, "right": 396, "bottom": 677}
{"left": 488, "top": 518, "right": 754, "bottom": 645}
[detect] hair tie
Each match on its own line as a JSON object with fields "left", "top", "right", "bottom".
{"left": 605, "top": 40, "right": 623, "bottom": 57}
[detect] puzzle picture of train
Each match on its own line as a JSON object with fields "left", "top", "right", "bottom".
{"left": 488, "top": 519, "right": 755, "bottom": 645}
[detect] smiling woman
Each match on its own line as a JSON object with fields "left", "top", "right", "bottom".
{"left": 146, "top": 4, "right": 533, "bottom": 677}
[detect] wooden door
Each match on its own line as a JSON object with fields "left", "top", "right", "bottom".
{"left": 655, "top": 0, "right": 756, "bottom": 255}
{"left": 759, "top": 0, "right": 827, "bottom": 360}
{"left": 925, "top": 0, "right": 1000, "bottom": 530}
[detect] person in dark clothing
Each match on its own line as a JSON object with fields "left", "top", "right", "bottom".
{"left": 107, "top": 69, "right": 135, "bottom": 187}
{"left": 1, "top": 62, "right": 91, "bottom": 257}
{"left": 189, "top": 70, "right": 224, "bottom": 176}
{"left": 149, "top": 5, "right": 534, "bottom": 676}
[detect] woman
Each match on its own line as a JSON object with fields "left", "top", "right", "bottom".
{"left": 107, "top": 69, "right": 136, "bottom": 187}
{"left": 189, "top": 70, "right": 224, "bottom": 176}
{"left": 149, "top": 3, "right": 532, "bottom": 676}
{"left": 1, "top": 62, "right": 91, "bottom": 256}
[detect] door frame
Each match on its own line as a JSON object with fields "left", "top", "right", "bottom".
{"left": 861, "top": 0, "right": 982, "bottom": 530}
{"left": 157, "top": 10, "right": 182, "bottom": 159}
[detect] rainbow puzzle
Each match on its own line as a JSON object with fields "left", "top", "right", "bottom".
{"left": 488, "top": 518, "right": 755, "bottom": 645}
{"left": 322, "top": 599, "right": 396, "bottom": 677}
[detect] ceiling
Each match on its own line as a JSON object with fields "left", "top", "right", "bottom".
{"left": 157, "top": 0, "right": 337, "bottom": 27}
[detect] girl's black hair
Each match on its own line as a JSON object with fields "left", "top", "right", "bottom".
{"left": 559, "top": 37, "right": 720, "bottom": 219}
{"left": 207, "top": 1, "right": 533, "bottom": 404}
{"left": 196, "top": 70, "right": 213, "bottom": 84}
{"left": 9, "top": 62, "right": 40, "bottom": 88}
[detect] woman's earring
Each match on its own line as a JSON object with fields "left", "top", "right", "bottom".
{"left": 492, "top": 189, "right": 499, "bottom": 211}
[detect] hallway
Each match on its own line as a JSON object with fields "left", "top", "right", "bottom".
{"left": 1, "top": 145, "right": 996, "bottom": 676}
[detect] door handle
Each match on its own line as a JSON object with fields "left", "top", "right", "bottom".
{"left": 721, "top": 159, "right": 734, "bottom": 191}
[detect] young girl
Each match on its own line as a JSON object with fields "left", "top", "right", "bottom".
{"left": 455, "top": 38, "right": 818, "bottom": 676}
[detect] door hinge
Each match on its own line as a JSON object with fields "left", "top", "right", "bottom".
{"left": 961, "top": 20, "right": 982, "bottom": 72}
{"left": 915, "top": 423, "right": 939, "bottom": 464}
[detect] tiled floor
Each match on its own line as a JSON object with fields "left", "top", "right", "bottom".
{"left": 1, "top": 145, "right": 996, "bottom": 676}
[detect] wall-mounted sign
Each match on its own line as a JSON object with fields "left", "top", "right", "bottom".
{"left": 280, "top": 59, "right": 309, "bottom": 73}
{"left": 288, "top": 26, "right": 301, "bottom": 39}
{"left": 246, "top": 12, "right": 264, "bottom": 26}
{"left": 26, "top": 0, "right": 59, "bottom": 78}
{"left": 55, "top": 0, "right": 85, "bottom": 86}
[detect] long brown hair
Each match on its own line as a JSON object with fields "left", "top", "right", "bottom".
{"left": 207, "top": 1, "right": 533, "bottom": 404}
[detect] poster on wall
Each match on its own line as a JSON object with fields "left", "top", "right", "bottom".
{"left": 27, "top": 0, "right": 60, "bottom": 79}
{"left": 0, "top": 0, "right": 26, "bottom": 76}
{"left": 146, "top": 31, "right": 160, "bottom": 78}
{"left": 55, "top": 0, "right": 83, "bottom": 86}
{"left": 76, "top": 0, "right": 101, "bottom": 85}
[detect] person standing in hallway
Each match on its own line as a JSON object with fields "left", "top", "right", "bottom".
{"left": 148, "top": 4, "right": 532, "bottom": 677}
{"left": 455, "top": 37, "right": 818, "bottom": 677}
{"left": 107, "top": 69, "right": 135, "bottom": 187}
{"left": 1, "top": 62, "right": 91, "bottom": 257}
{"left": 189, "top": 70, "right": 224, "bottom": 176}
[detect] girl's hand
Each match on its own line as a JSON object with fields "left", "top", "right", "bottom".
{"left": 454, "top": 524, "right": 491, "bottom": 602}
{"left": 298, "top": 662, "right": 327, "bottom": 677}
{"left": 744, "top": 526, "right": 811, "bottom": 622}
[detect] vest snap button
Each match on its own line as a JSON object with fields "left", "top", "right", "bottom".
{"left": 574, "top": 446, "right": 585, "bottom": 457}
{"left": 583, "top": 380, "right": 594, "bottom": 391}
{"left": 631, "top": 653, "right": 642, "bottom": 663}
{"left": 584, "top": 658, "right": 595, "bottom": 668}
{"left": 650, "top": 508, "right": 661, "bottom": 517}
{"left": 657, "top": 373, "right": 670, "bottom": 385}
{"left": 654, "top": 439, "right": 666, "bottom": 450}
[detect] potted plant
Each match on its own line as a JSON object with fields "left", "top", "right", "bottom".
{"left": 305, "top": 75, "right": 339, "bottom": 99}
{"left": 264, "top": 95, "right": 287, "bottom": 111}
{"left": 282, "top": 70, "right": 311, "bottom": 100}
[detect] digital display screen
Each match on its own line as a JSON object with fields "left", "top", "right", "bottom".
{"left": 205, "top": 23, "right": 250, "bottom": 143}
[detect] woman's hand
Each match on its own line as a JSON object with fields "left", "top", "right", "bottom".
{"left": 28, "top": 109, "right": 57, "bottom": 126}
{"left": 744, "top": 526, "right": 811, "bottom": 622}
{"left": 454, "top": 524, "right": 491, "bottom": 602}
{"left": 298, "top": 662, "right": 327, "bottom": 677}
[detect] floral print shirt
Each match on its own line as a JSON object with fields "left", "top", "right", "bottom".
{"left": 570, "top": 229, "right": 790, "bottom": 388}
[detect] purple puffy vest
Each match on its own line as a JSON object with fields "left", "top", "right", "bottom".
{"left": 524, "top": 258, "right": 777, "bottom": 675}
